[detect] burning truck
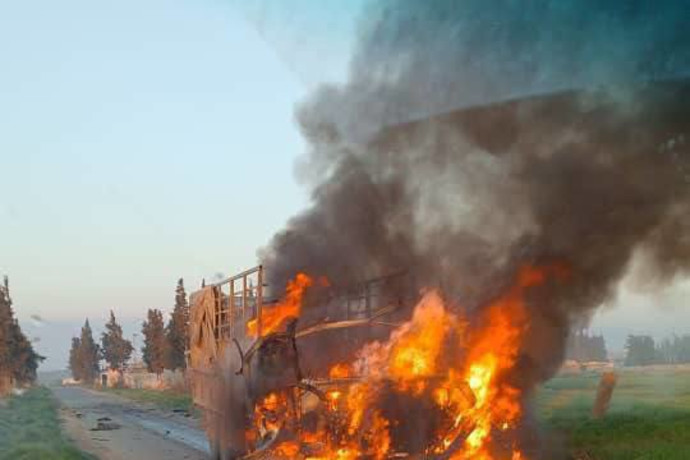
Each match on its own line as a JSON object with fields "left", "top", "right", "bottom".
{"left": 188, "top": 77, "right": 690, "bottom": 459}
{"left": 188, "top": 263, "right": 547, "bottom": 459}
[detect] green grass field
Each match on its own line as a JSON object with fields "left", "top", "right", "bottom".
{"left": 101, "top": 386, "right": 195, "bottom": 413}
{"left": 0, "top": 387, "right": 92, "bottom": 460}
{"left": 537, "top": 367, "right": 690, "bottom": 459}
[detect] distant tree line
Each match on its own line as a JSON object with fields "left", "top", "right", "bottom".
{"left": 656, "top": 335, "right": 690, "bottom": 364}
{"left": 0, "top": 276, "right": 44, "bottom": 387}
{"left": 69, "top": 278, "right": 189, "bottom": 382}
{"left": 566, "top": 330, "right": 608, "bottom": 362}
{"left": 624, "top": 334, "right": 690, "bottom": 366}
{"left": 565, "top": 330, "right": 690, "bottom": 366}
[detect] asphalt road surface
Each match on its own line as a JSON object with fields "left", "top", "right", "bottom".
{"left": 52, "top": 385, "right": 209, "bottom": 460}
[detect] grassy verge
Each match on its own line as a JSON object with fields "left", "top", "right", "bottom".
{"left": 100, "top": 386, "right": 194, "bottom": 413}
{"left": 0, "top": 386, "right": 92, "bottom": 460}
{"left": 537, "top": 368, "right": 690, "bottom": 459}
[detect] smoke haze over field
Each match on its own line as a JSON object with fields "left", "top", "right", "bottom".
{"left": 261, "top": 0, "right": 690, "bottom": 391}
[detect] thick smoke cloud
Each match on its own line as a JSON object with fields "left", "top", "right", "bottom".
{"left": 260, "top": 0, "right": 690, "bottom": 387}
{"left": 298, "top": 0, "right": 690, "bottom": 142}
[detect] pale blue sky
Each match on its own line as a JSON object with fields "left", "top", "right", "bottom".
{"left": 0, "top": 0, "right": 355, "bottom": 320}
{"left": 0, "top": 0, "right": 366, "bottom": 369}
{"left": 1, "top": 0, "right": 688, "bottom": 370}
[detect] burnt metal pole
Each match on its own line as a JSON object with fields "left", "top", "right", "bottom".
{"left": 257, "top": 265, "right": 263, "bottom": 338}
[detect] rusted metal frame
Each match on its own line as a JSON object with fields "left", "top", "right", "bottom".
{"left": 294, "top": 304, "right": 399, "bottom": 339}
{"left": 305, "top": 376, "right": 364, "bottom": 387}
{"left": 213, "top": 286, "right": 221, "bottom": 340}
{"left": 220, "top": 295, "right": 228, "bottom": 339}
{"left": 204, "top": 265, "right": 264, "bottom": 340}
{"left": 210, "top": 265, "right": 262, "bottom": 288}
{"left": 239, "top": 304, "right": 399, "bottom": 372}
{"left": 250, "top": 310, "right": 384, "bottom": 397}
{"left": 235, "top": 278, "right": 244, "bottom": 338}
{"left": 233, "top": 338, "right": 245, "bottom": 375}
{"left": 257, "top": 266, "right": 264, "bottom": 338}
{"left": 307, "top": 374, "right": 448, "bottom": 391}
{"left": 295, "top": 381, "right": 327, "bottom": 402}
{"left": 214, "top": 284, "right": 232, "bottom": 342}
{"left": 323, "top": 270, "right": 407, "bottom": 322}
{"left": 242, "top": 274, "right": 248, "bottom": 328}
{"left": 214, "top": 267, "right": 405, "bottom": 374}
{"left": 230, "top": 278, "right": 235, "bottom": 333}
{"left": 294, "top": 319, "right": 400, "bottom": 338}
{"left": 202, "top": 265, "right": 263, "bottom": 341}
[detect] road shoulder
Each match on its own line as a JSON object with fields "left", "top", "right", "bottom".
{"left": 54, "top": 385, "right": 208, "bottom": 460}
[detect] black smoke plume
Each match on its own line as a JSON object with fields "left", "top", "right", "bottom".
{"left": 259, "top": 1, "right": 690, "bottom": 450}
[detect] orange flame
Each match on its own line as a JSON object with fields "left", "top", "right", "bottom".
{"left": 275, "top": 441, "right": 300, "bottom": 457}
{"left": 329, "top": 363, "right": 352, "bottom": 379}
{"left": 246, "top": 272, "right": 313, "bottom": 337}
{"left": 447, "top": 265, "right": 562, "bottom": 459}
{"left": 387, "top": 292, "right": 455, "bottom": 392}
{"left": 252, "top": 265, "right": 563, "bottom": 459}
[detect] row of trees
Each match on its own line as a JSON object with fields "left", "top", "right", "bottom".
{"left": 0, "top": 277, "right": 44, "bottom": 387}
{"left": 566, "top": 330, "right": 608, "bottom": 362}
{"left": 624, "top": 334, "right": 690, "bottom": 366}
{"left": 566, "top": 330, "right": 690, "bottom": 366}
{"left": 69, "top": 311, "right": 136, "bottom": 383}
{"left": 69, "top": 279, "right": 189, "bottom": 382}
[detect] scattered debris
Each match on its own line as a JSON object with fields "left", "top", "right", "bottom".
{"left": 91, "top": 420, "right": 122, "bottom": 431}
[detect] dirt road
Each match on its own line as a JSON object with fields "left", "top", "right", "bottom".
{"left": 52, "top": 385, "right": 209, "bottom": 460}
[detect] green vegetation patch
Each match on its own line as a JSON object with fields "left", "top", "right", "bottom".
{"left": 0, "top": 387, "right": 92, "bottom": 460}
{"left": 102, "top": 386, "right": 194, "bottom": 413}
{"left": 547, "top": 405, "right": 690, "bottom": 459}
{"left": 538, "top": 369, "right": 690, "bottom": 459}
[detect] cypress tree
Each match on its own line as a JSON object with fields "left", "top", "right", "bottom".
{"left": 78, "top": 319, "right": 100, "bottom": 383}
{"left": 101, "top": 310, "right": 133, "bottom": 373}
{"left": 142, "top": 309, "right": 167, "bottom": 375}
{"left": 10, "top": 322, "right": 43, "bottom": 383}
{"left": 69, "top": 336, "right": 83, "bottom": 381}
{"left": 166, "top": 278, "right": 189, "bottom": 370}
{"left": 0, "top": 277, "right": 14, "bottom": 385}
{"left": 0, "top": 277, "right": 43, "bottom": 385}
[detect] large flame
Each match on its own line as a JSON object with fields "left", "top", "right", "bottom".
{"left": 246, "top": 272, "right": 313, "bottom": 337}
{"left": 255, "top": 265, "right": 563, "bottom": 458}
